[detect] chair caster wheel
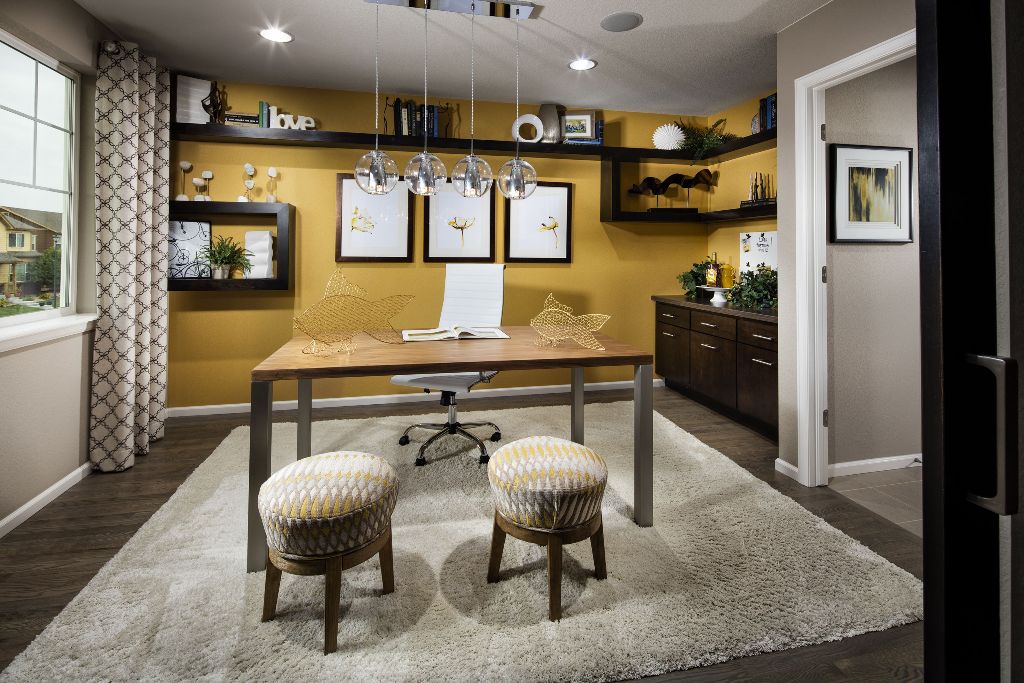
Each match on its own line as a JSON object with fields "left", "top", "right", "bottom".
{"left": 399, "top": 435, "right": 410, "bottom": 446}
{"left": 490, "top": 432, "right": 501, "bottom": 442}
{"left": 415, "top": 456, "right": 427, "bottom": 466}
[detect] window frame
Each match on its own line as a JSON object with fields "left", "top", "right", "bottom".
{"left": 0, "top": 27, "right": 80, "bottom": 329}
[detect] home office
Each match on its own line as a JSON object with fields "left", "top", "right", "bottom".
{"left": 9, "top": 0, "right": 1019, "bottom": 680}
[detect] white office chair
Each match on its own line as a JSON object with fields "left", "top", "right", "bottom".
{"left": 391, "top": 264, "right": 505, "bottom": 466}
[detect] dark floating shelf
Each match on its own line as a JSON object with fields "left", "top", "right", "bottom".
{"left": 604, "top": 204, "right": 777, "bottom": 224}
{"left": 171, "top": 123, "right": 776, "bottom": 166}
{"left": 167, "top": 201, "right": 295, "bottom": 292}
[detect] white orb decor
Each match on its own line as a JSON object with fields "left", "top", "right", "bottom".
{"left": 355, "top": 149, "right": 399, "bottom": 195}
{"left": 497, "top": 157, "right": 538, "bottom": 200}
{"left": 244, "top": 179, "right": 255, "bottom": 190}
{"left": 179, "top": 160, "right": 193, "bottom": 171}
{"left": 652, "top": 123, "right": 685, "bottom": 151}
{"left": 405, "top": 151, "right": 447, "bottom": 197}
{"left": 243, "top": 163, "right": 255, "bottom": 176}
{"left": 192, "top": 178, "right": 205, "bottom": 187}
{"left": 511, "top": 114, "right": 544, "bottom": 143}
{"left": 452, "top": 154, "right": 493, "bottom": 198}
{"left": 201, "top": 170, "right": 214, "bottom": 179}
{"left": 267, "top": 166, "right": 279, "bottom": 178}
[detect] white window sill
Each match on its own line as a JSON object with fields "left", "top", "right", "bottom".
{"left": 0, "top": 313, "right": 98, "bottom": 354}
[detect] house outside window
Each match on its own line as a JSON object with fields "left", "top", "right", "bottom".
{"left": 0, "top": 29, "right": 78, "bottom": 319}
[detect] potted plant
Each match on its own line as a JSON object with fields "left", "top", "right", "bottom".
{"left": 200, "top": 235, "right": 253, "bottom": 279}
{"left": 676, "top": 258, "right": 713, "bottom": 300}
{"left": 728, "top": 264, "right": 778, "bottom": 310}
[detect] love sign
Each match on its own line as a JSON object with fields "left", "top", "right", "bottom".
{"left": 269, "top": 106, "right": 316, "bottom": 131}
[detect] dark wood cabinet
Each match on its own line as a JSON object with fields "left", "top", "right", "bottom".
{"left": 651, "top": 295, "right": 778, "bottom": 439}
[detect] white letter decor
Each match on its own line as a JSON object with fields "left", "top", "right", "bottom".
{"left": 269, "top": 105, "right": 316, "bottom": 130}
{"left": 512, "top": 114, "right": 544, "bottom": 143}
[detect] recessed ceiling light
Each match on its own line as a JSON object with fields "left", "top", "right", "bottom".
{"left": 600, "top": 11, "right": 643, "bottom": 32}
{"left": 568, "top": 58, "right": 597, "bottom": 71}
{"left": 259, "top": 27, "right": 293, "bottom": 43}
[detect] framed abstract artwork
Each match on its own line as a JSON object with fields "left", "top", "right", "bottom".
{"left": 423, "top": 181, "right": 495, "bottom": 262}
{"left": 503, "top": 181, "right": 573, "bottom": 263}
{"left": 335, "top": 173, "right": 415, "bottom": 262}
{"left": 168, "top": 220, "right": 211, "bottom": 277}
{"left": 828, "top": 144, "right": 913, "bottom": 243}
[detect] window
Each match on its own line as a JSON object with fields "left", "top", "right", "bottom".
{"left": 0, "top": 29, "right": 77, "bottom": 323}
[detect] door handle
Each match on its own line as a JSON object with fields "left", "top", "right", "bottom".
{"left": 752, "top": 333, "right": 774, "bottom": 341}
{"left": 661, "top": 331, "right": 675, "bottom": 338}
{"left": 752, "top": 358, "right": 774, "bottom": 367}
{"left": 700, "top": 343, "right": 718, "bottom": 351}
{"left": 965, "top": 354, "right": 1018, "bottom": 516}
{"left": 661, "top": 313, "right": 676, "bottom": 318}
{"left": 699, "top": 322, "right": 719, "bottom": 329}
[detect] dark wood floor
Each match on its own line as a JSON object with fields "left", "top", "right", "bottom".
{"left": 0, "top": 388, "right": 922, "bottom": 680}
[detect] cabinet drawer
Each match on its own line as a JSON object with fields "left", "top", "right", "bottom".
{"left": 689, "top": 331, "right": 736, "bottom": 408}
{"left": 655, "top": 303, "right": 689, "bottom": 329}
{"left": 690, "top": 310, "right": 737, "bottom": 341}
{"left": 655, "top": 323, "right": 689, "bottom": 386}
{"left": 737, "top": 319, "right": 778, "bottom": 351}
{"left": 736, "top": 345, "right": 778, "bottom": 427}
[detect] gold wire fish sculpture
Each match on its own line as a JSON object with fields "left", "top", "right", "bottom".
{"left": 447, "top": 216, "right": 476, "bottom": 247}
{"left": 294, "top": 269, "right": 413, "bottom": 355}
{"left": 538, "top": 216, "right": 559, "bottom": 247}
{"left": 350, "top": 206, "right": 375, "bottom": 233}
{"left": 530, "top": 293, "right": 611, "bottom": 351}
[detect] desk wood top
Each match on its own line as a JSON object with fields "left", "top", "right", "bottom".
{"left": 252, "top": 326, "right": 653, "bottom": 381}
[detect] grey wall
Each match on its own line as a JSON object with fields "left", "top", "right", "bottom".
{"left": 776, "top": 0, "right": 917, "bottom": 467}
{"left": 0, "top": 1, "right": 114, "bottom": 521}
{"left": 824, "top": 57, "right": 921, "bottom": 465}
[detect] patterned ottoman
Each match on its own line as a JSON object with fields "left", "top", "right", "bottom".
{"left": 485, "top": 436, "right": 608, "bottom": 621}
{"left": 257, "top": 451, "right": 399, "bottom": 654}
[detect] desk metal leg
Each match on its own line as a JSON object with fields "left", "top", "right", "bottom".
{"left": 571, "top": 367, "right": 585, "bottom": 444}
{"left": 248, "top": 380, "right": 273, "bottom": 572}
{"left": 297, "top": 378, "right": 312, "bottom": 460}
{"left": 633, "top": 364, "right": 654, "bottom": 526}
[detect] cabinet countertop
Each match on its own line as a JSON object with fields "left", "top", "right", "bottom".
{"left": 652, "top": 295, "right": 778, "bottom": 324}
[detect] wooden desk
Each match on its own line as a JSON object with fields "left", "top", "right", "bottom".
{"left": 247, "top": 326, "right": 655, "bottom": 572}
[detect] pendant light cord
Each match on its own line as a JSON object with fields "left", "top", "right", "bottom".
{"left": 374, "top": 0, "right": 381, "bottom": 150}
{"left": 423, "top": 1, "right": 429, "bottom": 152}
{"left": 470, "top": 2, "right": 476, "bottom": 156}
{"left": 514, "top": 6, "right": 521, "bottom": 160}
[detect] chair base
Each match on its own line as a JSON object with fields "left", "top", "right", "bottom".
{"left": 261, "top": 525, "right": 394, "bottom": 655}
{"left": 398, "top": 391, "right": 501, "bottom": 466}
{"left": 486, "top": 511, "right": 606, "bottom": 622}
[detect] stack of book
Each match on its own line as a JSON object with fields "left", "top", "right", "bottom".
{"left": 391, "top": 98, "right": 443, "bottom": 138}
{"left": 224, "top": 113, "right": 260, "bottom": 128}
{"left": 756, "top": 93, "right": 777, "bottom": 132}
{"left": 563, "top": 119, "right": 605, "bottom": 146}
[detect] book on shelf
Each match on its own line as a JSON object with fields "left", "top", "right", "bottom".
{"left": 401, "top": 326, "right": 509, "bottom": 342}
{"left": 406, "top": 100, "right": 416, "bottom": 136}
{"left": 224, "top": 120, "right": 260, "bottom": 128}
{"left": 766, "top": 93, "right": 777, "bottom": 129}
{"left": 400, "top": 102, "right": 409, "bottom": 136}
{"left": 258, "top": 101, "right": 269, "bottom": 128}
{"left": 225, "top": 113, "right": 259, "bottom": 124}
{"left": 393, "top": 97, "right": 403, "bottom": 136}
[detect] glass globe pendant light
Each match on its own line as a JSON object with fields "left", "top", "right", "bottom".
{"left": 405, "top": 1, "right": 447, "bottom": 196}
{"left": 355, "top": 0, "right": 399, "bottom": 195}
{"left": 452, "top": 2, "right": 492, "bottom": 198}
{"left": 497, "top": 7, "right": 537, "bottom": 200}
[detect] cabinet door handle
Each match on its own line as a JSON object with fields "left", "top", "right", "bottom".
{"left": 699, "top": 322, "right": 719, "bottom": 328}
{"left": 752, "top": 358, "right": 774, "bottom": 367}
{"left": 700, "top": 343, "right": 718, "bottom": 351}
{"left": 661, "top": 331, "right": 675, "bottom": 338}
{"left": 752, "top": 333, "right": 774, "bottom": 341}
{"left": 660, "top": 313, "right": 676, "bottom": 318}
{"left": 964, "top": 354, "right": 1018, "bottom": 515}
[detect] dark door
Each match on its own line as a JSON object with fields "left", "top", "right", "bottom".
{"left": 917, "top": 0, "right": 1023, "bottom": 679}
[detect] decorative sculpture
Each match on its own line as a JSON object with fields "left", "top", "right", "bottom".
{"left": 176, "top": 161, "right": 192, "bottom": 201}
{"left": 294, "top": 269, "right": 414, "bottom": 355}
{"left": 266, "top": 166, "right": 279, "bottom": 202}
{"left": 628, "top": 169, "right": 719, "bottom": 197}
{"left": 201, "top": 81, "right": 225, "bottom": 124}
{"left": 530, "top": 293, "right": 611, "bottom": 351}
{"left": 652, "top": 123, "right": 685, "bottom": 150}
{"left": 269, "top": 105, "right": 316, "bottom": 130}
{"left": 239, "top": 163, "right": 256, "bottom": 201}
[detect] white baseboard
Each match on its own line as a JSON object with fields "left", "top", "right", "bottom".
{"left": 774, "top": 457, "right": 802, "bottom": 482}
{"left": 166, "top": 379, "right": 666, "bottom": 418}
{"left": 828, "top": 453, "right": 921, "bottom": 478}
{"left": 0, "top": 462, "right": 91, "bottom": 539}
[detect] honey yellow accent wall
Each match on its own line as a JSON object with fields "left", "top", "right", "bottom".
{"left": 168, "top": 83, "right": 774, "bottom": 408}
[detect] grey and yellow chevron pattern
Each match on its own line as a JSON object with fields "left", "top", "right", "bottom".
{"left": 258, "top": 452, "right": 399, "bottom": 558}
{"left": 487, "top": 436, "right": 608, "bottom": 531}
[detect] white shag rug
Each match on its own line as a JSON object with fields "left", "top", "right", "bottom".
{"left": 0, "top": 402, "right": 922, "bottom": 682}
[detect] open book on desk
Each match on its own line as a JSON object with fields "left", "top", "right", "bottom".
{"left": 401, "top": 326, "right": 510, "bottom": 342}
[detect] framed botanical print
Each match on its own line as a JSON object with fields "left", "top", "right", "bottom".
{"left": 423, "top": 181, "right": 495, "bottom": 262}
{"left": 504, "top": 181, "right": 573, "bottom": 263}
{"left": 335, "top": 173, "right": 415, "bottom": 262}
{"left": 828, "top": 144, "right": 913, "bottom": 243}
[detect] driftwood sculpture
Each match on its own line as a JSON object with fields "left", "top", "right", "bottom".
{"left": 628, "top": 169, "right": 719, "bottom": 196}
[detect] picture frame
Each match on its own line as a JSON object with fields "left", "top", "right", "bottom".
{"left": 561, "top": 110, "right": 596, "bottom": 140}
{"left": 504, "top": 181, "right": 573, "bottom": 263}
{"left": 828, "top": 144, "right": 914, "bottom": 244}
{"left": 423, "top": 181, "right": 495, "bottom": 262}
{"left": 335, "top": 173, "right": 415, "bottom": 262}
{"left": 168, "top": 220, "right": 211, "bottom": 278}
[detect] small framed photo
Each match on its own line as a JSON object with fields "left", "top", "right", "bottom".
{"left": 335, "top": 173, "right": 415, "bottom": 262}
{"left": 424, "top": 181, "right": 495, "bottom": 262}
{"left": 561, "top": 110, "right": 596, "bottom": 140}
{"left": 828, "top": 144, "right": 913, "bottom": 244}
{"left": 504, "top": 181, "right": 572, "bottom": 263}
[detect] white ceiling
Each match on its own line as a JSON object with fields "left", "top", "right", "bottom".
{"left": 73, "top": 0, "right": 829, "bottom": 115}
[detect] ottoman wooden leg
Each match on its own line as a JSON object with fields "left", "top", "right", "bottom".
{"left": 324, "top": 556, "right": 343, "bottom": 655}
{"left": 590, "top": 518, "right": 607, "bottom": 580}
{"left": 547, "top": 535, "right": 563, "bottom": 622}
{"left": 262, "top": 550, "right": 282, "bottom": 622}
{"left": 487, "top": 512, "right": 506, "bottom": 583}
{"left": 379, "top": 528, "right": 395, "bottom": 595}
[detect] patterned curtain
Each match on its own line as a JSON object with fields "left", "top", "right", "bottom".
{"left": 89, "top": 43, "right": 170, "bottom": 472}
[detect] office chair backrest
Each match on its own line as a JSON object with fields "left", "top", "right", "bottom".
{"left": 438, "top": 264, "right": 505, "bottom": 328}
